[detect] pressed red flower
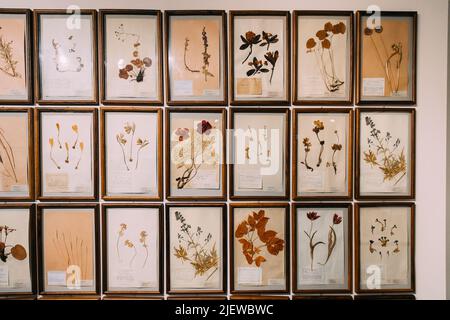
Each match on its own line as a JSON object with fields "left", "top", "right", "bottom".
{"left": 125, "top": 64, "right": 133, "bottom": 71}
{"left": 333, "top": 214, "right": 342, "bottom": 225}
{"left": 197, "top": 120, "right": 213, "bottom": 135}
{"left": 307, "top": 211, "right": 320, "bottom": 221}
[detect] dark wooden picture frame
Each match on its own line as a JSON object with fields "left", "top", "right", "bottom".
{"left": 99, "top": 9, "right": 163, "bottom": 105}
{"left": 165, "top": 10, "right": 228, "bottom": 106}
{"left": 0, "top": 203, "right": 37, "bottom": 297}
{"left": 102, "top": 203, "right": 164, "bottom": 296}
{"left": 0, "top": 9, "right": 34, "bottom": 105}
{"left": 33, "top": 9, "right": 99, "bottom": 105}
{"left": 36, "top": 203, "right": 101, "bottom": 296}
{"left": 100, "top": 107, "right": 163, "bottom": 201}
{"left": 230, "top": 203, "right": 290, "bottom": 294}
{"left": 229, "top": 10, "right": 291, "bottom": 106}
{"left": 35, "top": 107, "right": 99, "bottom": 201}
{"left": 292, "top": 108, "right": 353, "bottom": 201}
{"left": 293, "top": 10, "right": 354, "bottom": 105}
{"left": 292, "top": 203, "right": 353, "bottom": 294}
{"left": 356, "top": 11, "right": 417, "bottom": 105}
{"left": 0, "top": 107, "right": 35, "bottom": 201}
{"left": 230, "top": 108, "right": 290, "bottom": 200}
{"left": 355, "top": 108, "right": 415, "bottom": 200}
{"left": 165, "top": 108, "right": 227, "bottom": 201}
{"left": 166, "top": 203, "right": 227, "bottom": 294}
{"left": 355, "top": 202, "right": 415, "bottom": 294}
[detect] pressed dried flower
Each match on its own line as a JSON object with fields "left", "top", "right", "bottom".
{"left": 307, "top": 211, "right": 320, "bottom": 221}
{"left": 306, "top": 38, "right": 316, "bottom": 50}
{"left": 316, "top": 29, "right": 328, "bottom": 40}
{"left": 324, "top": 22, "right": 333, "bottom": 32}
{"left": 197, "top": 120, "right": 212, "bottom": 135}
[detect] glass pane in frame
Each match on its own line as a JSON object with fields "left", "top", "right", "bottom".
{"left": 104, "top": 206, "right": 161, "bottom": 293}
{"left": 356, "top": 204, "right": 414, "bottom": 293}
{"left": 0, "top": 111, "right": 31, "bottom": 198}
{"left": 40, "top": 206, "right": 98, "bottom": 294}
{"left": 103, "top": 109, "right": 161, "bottom": 200}
{"left": 294, "top": 204, "right": 351, "bottom": 292}
{"left": 0, "top": 206, "right": 34, "bottom": 294}
{"left": 36, "top": 11, "right": 97, "bottom": 103}
{"left": 0, "top": 10, "right": 32, "bottom": 103}
{"left": 294, "top": 11, "right": 353, "bottom": 104}
{"left": 167, "top": 205, "right": 225, "bottom": 293}
{"left": 102, "top": 11, "right": 162, "bottom": 104}
{"left": 166, "top": 11, "right": 226, "bottom": 104}
{"left": 231, "top": 204, "right": 288, "bottom": 293}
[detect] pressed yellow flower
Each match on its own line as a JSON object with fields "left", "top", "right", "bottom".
{"left": 124, "top": 239, "right": 134, "bottom": 248}
{"left": 49, "top": 137, "right": 54, "bottom": 147}
{"left": 72, "top": 124, "right": 78, "bottom": 133}
{"left": 79, "top": 141, "right": 84, "bottom": 151}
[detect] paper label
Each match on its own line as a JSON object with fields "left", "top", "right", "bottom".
{"left": 363, "top": 78, "right": 385, "bottom": 96}
{"left": 45, "top": 173, "right": 69, "bottom": 192}
{"left": 301, "top": 75, "right": 325, "bottom": 95}
{"left": 238, "top": 169, "right": 263, "bottom": 189}
{"left": 300, "top": 170, "right": 325, "bottom": 191}
{"left": 301, "top": 266, "right": 325, "bottom": 282}
{"left": 0, "top": 266, "right": 9, "bottom": 287}
{"left": 237, "top": 78, "right": 262, "bottom": 95}
{"left": 238, "top": 267, "right": 262, "bottom": 285}
{"left": 268, "top": 278, "right": 285, "bottom": 286}
{"left": 174, "top": 80, "right": 193, "bottom": 96}
{"left": 204, "top": 89, "right": 220, "bottom": 96}
{"left": 186, "top": 169, "right": 219, "bottom": 189}
{"left": 11, "top": 185, "right": 28, "bottom": 192}
{"left": 47, "top": 271, "right": 66, "bottom": 286}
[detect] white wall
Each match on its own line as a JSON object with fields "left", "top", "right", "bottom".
{"left": 0, "top": 0, "right": 448, "bottom": 300}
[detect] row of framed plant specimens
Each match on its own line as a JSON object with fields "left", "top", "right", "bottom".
{"left": 0, "top": 107, "right": 415, "bottom": 201}
{"left": 0, "top": 9, "right": 417, "bottom": 105}
{"left": 0, "top": 202, "right": 415, "bottom": 296}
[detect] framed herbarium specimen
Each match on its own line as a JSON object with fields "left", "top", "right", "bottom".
{"left": 230, "top": 11, "right": 290, "bottom": 105}
{"left": 356, "top": 108, "right": 415, "bottom": 200}
{"left": 37, "top": 204, "right": 100, "bottom": 295}
{"left": 166, "top": 108, "right": 226, "bottom": 201}
{"left": 34, "top": 9, "right": 98, "bottom": 104}
{"left": 293, "top": 203, "right": 352, "bottom": 293}
{"left": 99, "top": 10, "right": 163, "bottom": 105}
{"left": 293, "top": 108, "right": 353, "bottom": 200}
{"left": 101, "top": 107, "right": 162, "bottom": 201}
{"left": 0, "top": 108, "right": 34, "bottom": 201}
{"left": 36, "top": 108, "right": 98, "bottom": 201}
{"left": 356, "top": 11, "right": 417, "bottom": 105}
{"left": 102, "top": 204, "right": 163, "bottom": 295}
{"left": 355, "top": 203, "right": 415, "bottom": 293}
{"left": 230, "top": 108, "right": 290, "bottom": 200}
{"left": 230, "top": 203, "right": 289, "bottom": 294}
{"left": 293, "top": 11, "right": 353, "bottom": 105}
{"left": 0, "top": 9, "right": 33, "bottom": 105}
{"left": 165, "top": 10, "right": 227, "bottom": 106}
{"left": 166, "top": 204, "right": 226, "bottom": 294}
{"left": 0, "top": 204, "right": 36, "bottom": 296}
